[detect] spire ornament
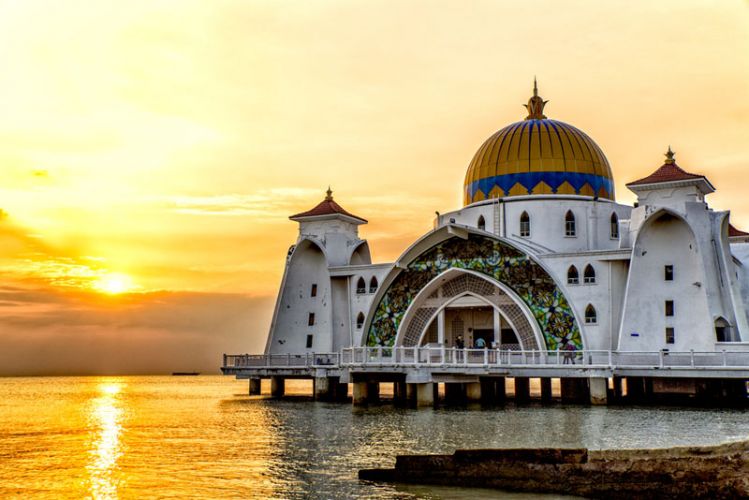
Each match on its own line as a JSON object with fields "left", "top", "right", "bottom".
{"left": 664, "top": 146, "right": 676, "bottom": 164}
{"left": 524, "top": 77, "right": 548, "bottom": 120}
{"left": 325, "top": 186, "right": 334, "bottom": 201}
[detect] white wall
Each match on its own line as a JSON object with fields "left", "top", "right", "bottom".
{"left": 438, "top": 196, "right": 631, "bottom": 254}
{"left": 267, "top": 239, "right": 332, "bottom": 354}
{"left": 618, "top": 212, "right": 713, "bottom": 351}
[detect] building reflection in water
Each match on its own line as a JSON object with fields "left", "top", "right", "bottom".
{"left": 87, "top": 380, "right": 125, "bottom": 499}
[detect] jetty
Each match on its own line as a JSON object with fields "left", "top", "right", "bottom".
{"left": 221, "top": 347, "right": 749, "bottom": 406}
{"left": 358, "top": 440, "right": 749, "bottom": 499}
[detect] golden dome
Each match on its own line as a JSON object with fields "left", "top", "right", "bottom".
{"left": 463, "top": 82, "right": 615, "bottom": 205}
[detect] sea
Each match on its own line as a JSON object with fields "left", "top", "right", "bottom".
{"left": 1, "top": 376, "right": 748, "bottom": 499}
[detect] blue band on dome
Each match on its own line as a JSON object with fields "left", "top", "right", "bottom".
{"left": 466, "top": 172, "right": 614, "bottom": 201}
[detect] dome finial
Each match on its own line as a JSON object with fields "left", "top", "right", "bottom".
{"left": 664, "top": 146, "right": 675, "bottom": 164}
{"left": 524, "top": 78, "right": 548, "bottom": 120}
{"left": 325, "top": 186, "right": 333, "bottom": 201}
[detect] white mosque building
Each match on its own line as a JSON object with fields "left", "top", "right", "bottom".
{"left": 264, "top": 83, "right": 749, "bottom": 362}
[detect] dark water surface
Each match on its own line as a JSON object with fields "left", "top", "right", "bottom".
{"left": 1, "top": 376, "right": 747, "bottom": 499}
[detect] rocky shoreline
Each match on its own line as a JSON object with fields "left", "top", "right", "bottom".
{"left": 359, "top": 440, "right": 749, "bottom": 499}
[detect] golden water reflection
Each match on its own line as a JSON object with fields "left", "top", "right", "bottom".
{"left": 87, "top": 381, "right": 125, "bottom": 499}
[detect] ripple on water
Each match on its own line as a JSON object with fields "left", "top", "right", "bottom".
{"left": 0, "top": 376, "right": 747, "bottom": 499}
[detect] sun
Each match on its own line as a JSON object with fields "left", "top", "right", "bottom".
{"left": 93, "top": 273, "right": 136, "bottom": 295}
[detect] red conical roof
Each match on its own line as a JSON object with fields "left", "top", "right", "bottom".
{"left": 627, "top": 148, "right": 708, "bottom": 187}
{"left": 289, "top": 188, "right": 367, "bottom": 223}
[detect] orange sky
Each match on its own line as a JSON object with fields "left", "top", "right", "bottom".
{"left": 0, "top": 1, "right": 747, "bottom": 374}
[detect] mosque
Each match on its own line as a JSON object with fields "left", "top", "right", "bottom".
{"left": 263, "top": 82, "right": 749, "bottom": 370}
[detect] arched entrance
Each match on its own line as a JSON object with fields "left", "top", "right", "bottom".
{"left": 365, "top": 232, "right": 582, "bottom": 351}
{"left": 396, "top": 270, "right": 542, "bottom": 350}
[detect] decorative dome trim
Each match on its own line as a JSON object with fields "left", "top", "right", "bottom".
{"left": 463, "top": 82, "right": 615, "bottom": 206}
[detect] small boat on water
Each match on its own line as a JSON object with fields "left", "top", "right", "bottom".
{"left": 171, "top": 372, "right": 200, "bottom": 376}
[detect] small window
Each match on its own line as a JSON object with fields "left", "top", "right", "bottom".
{"left": 715, "top": 317, "right": 730, "bottom": 342}
{"left": 610, "top": 213, "right": 619, "bottom": 239}
{"left": 477, "top": 215, "right": 486, "bottom": 231}
{"left": 356, "top": 277, "right": 366, "bottom": 294}
{"left": 306, "top": 334, "right": 313, "bottom": 348}
{"left": 356, "top": 312, "right": 365, "bottom": 329}
{"left": 664, "top": 265, "right": 674, "bottom": 281}
{"left": 565, "top": 211, "right": 576, "bottom": 237}
{"left": 665, "top": 327, "right": 675, "bottom": 344}
{"left": 585, "top": 304, "right": 597, "bottom": 324}
{"left": 369, "top": 276, "right": 378, "bottom": 294}
{"left": 310, "top": 284, "right": 317, "bottom": 297}
{"left": 665, "top": 300, "right": 674, "bottom": 317}
{"left": 308, "top": 313, "right": 315, "bottom": 326}
{"left": 520, "top": 211, "right": 530, "bottom": 237}
{"left": 567, "top": 266, "right": 579, "bottom": 285}
{"left": 583, "top": 264, "right": 596, "bottom": 284}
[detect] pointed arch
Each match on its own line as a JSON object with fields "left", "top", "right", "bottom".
{"left": 610, "top": 212, "right": 619, "bottom": 239}
{"left": 583, "top": 264, "right": 596, "bottom": 284}
{"left": 356, "top": 312, "right": 365, "bottom": 329}
{"left": 519, "top": 211, "right": 530, "bottom": 237}
{"left": 715, "top": 316, "right": 731, "bottom": 342}
{"left": 585, "top": 304, "right": 597, "bottom": 324}
{"left": 369, "top": 276, "right": 378, "bottom": 293}
{"left": 477, "top": 215, "right": 486, "bottom": 231}
{"left": 567, "top": 265, "right": 579, "bottom": 285}
{"left": 365, "top": 232, "right": 583, "bottom": 350}
{"left": 356, "top": 277, "right": 366, "bottom": 294}
{"left": 565, "top": 210, "right": 576, "bottom": 237}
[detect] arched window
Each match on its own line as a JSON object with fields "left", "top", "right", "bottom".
{"left": 356, "top": 277, "right": 366, "bottom": 294}
{"left": 715, "top": 317, "right": 731, "bottom": 342}
{"left": 610, "top": 212, "right": 619, "bottom": 239}
{"left": 583, "top": 264, "right": 596, "bottom": 284}
{"left": 585, "top": 304, "right": 597, "bottom": 324}
{"left": 477, "top": 215, "right": 486, "bottom": 231}
{"left": 519, "top": 211, "right": 530, "bottom": 237}
{"left": 567, "top": 266, "right": 579, "bottom": 285}
{"left": 369, "top": 276, "right": 378, "bottom": 293}
{"left": 565, "top": 210, "right": 576, "bottom": 237}
{"left": 356, "top": 312, "right": 365, "bottom": 329}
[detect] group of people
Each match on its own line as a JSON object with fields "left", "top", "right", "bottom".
{"left": 453, "top": 335, "right": 487, "bottom": 349}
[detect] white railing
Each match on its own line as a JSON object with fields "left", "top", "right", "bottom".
{"left": 222, "top": 348, "right": 749, "bottom": 371}
{"left": 223, "top": 352, "right": 338, "bottom": 369}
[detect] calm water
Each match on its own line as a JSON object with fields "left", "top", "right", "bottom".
{"left": 1, "top": 376, "right": 748, "bottom": 499}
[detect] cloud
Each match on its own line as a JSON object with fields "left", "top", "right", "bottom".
{"left": 0, "top": 284, "right": 273, "bottom": 376}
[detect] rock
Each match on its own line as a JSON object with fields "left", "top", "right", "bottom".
{"left": 359, "top": 440, "right": 749, "bottom": 499}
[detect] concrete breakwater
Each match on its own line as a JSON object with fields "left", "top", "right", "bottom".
{"left": 359, "top": 440, "right": 749, "bottom": 499}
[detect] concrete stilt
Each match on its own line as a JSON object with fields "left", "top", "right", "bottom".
{"left": 249, "top": 378, "right": 261, "bottom": 395}
{"left": 406, "top": 383, "right": 417, "bottom": 403}
{"left": 514, "top": 377, "right": 530, "bottom": 403}
{"left": 367, "top": 383, "right": 380, "bottom": 404}
{"left": 352, "top": 382, "right": 369, "bottom": 406}
{"left": 270, "top": 376, "right": 285, "bottom": 398}
{"left": 494, "top": 378, "right": 506, "bottom": 403}
{"left": 480, "top": 378, "right": 496, "bottom": 404}
{"left": 612, "top": 376, "right": 624, "bottom": 401}
{"left": 540, "top": 378, "right": 552, "bottom": 403}
{"left": 561, "top": 378, "right": 589, "bottom": 404}
{"left": 416, "top": 383, "right": 435, "bottom": 407}
{"left": 394, "top": 382, "right": 408, "bottom": 404}
{"left": 314, "top": 377, "right": 332, "bottom": 401}
{"left": 589, "top": 377, "right": 608, "bottom": 405}
{"left": 334, "top": 382, "right": 349, "bottom": 401}
{"left": 626, "top": 377, "right": 645, "bottom": 402}
{"left": 445, "top": 383, "right": 466, "bottom": 405}
{"left": 466, "top": 382, "right": 482, "bottom": 402}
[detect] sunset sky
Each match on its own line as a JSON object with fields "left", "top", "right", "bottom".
{"left": 0, "top": 0, "right": 747, "bottom": 374}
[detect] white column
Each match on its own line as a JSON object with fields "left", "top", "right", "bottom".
{"left": 493, "top": 308, "right": 501, "bottom": 347}
{"left": 437, "top": 309, "right": 446, "bottom": 345}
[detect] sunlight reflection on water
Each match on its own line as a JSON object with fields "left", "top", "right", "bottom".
{"left": 87, "top": 381, "right": 125, "bottom": 499}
